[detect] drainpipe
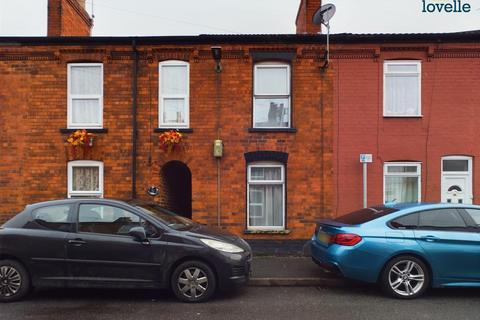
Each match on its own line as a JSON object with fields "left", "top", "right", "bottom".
{"left": 216, "top": 69, "right": 222, "bottom": 227}
{"left": 131, "top": 39, "right": 139, "bottom": 199}
{"left": 211, "top": 47, "right": 222, "bottom": 227}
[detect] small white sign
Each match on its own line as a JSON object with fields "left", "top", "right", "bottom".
{"left": 360, "top": 154, "right": 373, "bottom": 163}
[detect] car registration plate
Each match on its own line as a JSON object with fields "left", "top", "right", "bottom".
{"left": 317, "top": 231, "right": 331, "bottom": 244}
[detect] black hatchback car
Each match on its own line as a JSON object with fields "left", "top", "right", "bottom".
{"left": 0, "top": 199, "right": 252, "bottom": 302}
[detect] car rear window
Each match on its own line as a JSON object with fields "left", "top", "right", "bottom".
{"left": 335, "top": 207, "right": 398, "bottom": 225}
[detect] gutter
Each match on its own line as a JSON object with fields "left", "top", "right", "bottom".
{"left": 131, "top": 39, "right": 139, "bottom": 199}
{"left": 1, "top": 30, "right": 480, "bottom": 46}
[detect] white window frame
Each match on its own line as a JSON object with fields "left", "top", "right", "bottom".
{"left": 253, "top": 63, "right": 291, "bottom": 128}
{"left": 247, "top": 162, "right": 285, "bottom": 231}
{"left": 383, "top": 60, "right": 421, "bottom": 117}
{"left": 158, "top": 60, "right": 190, "bottom": 128}
{"left": 67, "top": 160, "right": 104, "bottom": 198}
{"left": 441, "top": 155, "right": 472, "bottom": 174}
{"left": 67, "top": 63, "right": 104, "bottom": 129}
{"left": 383, "top": 162, "right": 421, "bottom": 204}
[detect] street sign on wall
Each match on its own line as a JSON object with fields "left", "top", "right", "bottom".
{"left": 360, "top": 154, "right": 373, "bottom": 163}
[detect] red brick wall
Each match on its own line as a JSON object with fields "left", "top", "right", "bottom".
{"left": 0, "top": 44, "right": 334, "bottom": 240}
{"left": 48, "top": 0, "right": 92, "bottom": 36}
{"left": 296, "top": 0, "right": 322, "bottom": 34}
{"left": 332, "top": 43, "right": 480, "bottom": 215}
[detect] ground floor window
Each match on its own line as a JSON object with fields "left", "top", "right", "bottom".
{"left": 384, "top": 162, "right": 421, "bottom": 204}
{"left": 68, "top": 160, "right": 104, "bottom": 198}
{"left": 247, "top": 163, "right": 285, "bottom": 230}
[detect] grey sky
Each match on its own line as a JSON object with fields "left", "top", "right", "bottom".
{"left": 0, "top": 0, "right": 479, "bottom": 36}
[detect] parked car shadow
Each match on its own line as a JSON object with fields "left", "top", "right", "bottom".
{"left": 316, "top": 280, "right": 480, "bottom": 300}
{"left": 27, "top": 287, "right": 249, "bottom": 303}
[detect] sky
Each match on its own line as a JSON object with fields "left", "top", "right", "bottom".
{"left": 0, "top": 0, "right": 479, "bottom": 36}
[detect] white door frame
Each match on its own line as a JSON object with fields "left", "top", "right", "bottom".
{"left": 441, "top": 156, "right": 473, "bottom": 204}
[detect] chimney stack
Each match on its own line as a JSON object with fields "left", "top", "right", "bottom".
{"left": 295, "top": 0, "right": 322, "bottom": 34}
{"left": 47, "top": 0, "right": 93, "bottom": 36}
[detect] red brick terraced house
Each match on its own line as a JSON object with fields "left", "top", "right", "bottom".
{"left": 1, "top": 0, "right": 480, "bottom": 253}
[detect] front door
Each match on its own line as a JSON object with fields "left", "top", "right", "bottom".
{"left": 66, "top": 203, "right": 165, "bottom": 287}
{"left": 442, "top": 176, "right": 468, "bottom": 204}
{"left": 441, "top": 156, "right": 472, "bottom": 204}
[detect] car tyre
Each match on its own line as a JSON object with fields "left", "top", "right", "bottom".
{"left": 171, "top": 260, "right": 216, "bottom": 303}
{"left": 381, "top": 255, "right": 429, "bottom": 299}
{"left": 0, "top": 259, "right": 30, "bottom": 303}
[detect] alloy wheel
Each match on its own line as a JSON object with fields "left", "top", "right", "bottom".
{"left": 388, "top": 260, "right": 425, "bottom": 297}
{"left": 0, "top": 266, "right": 22, "bottom": 298}
{"left": 177, "top": 267, "right": 209, "bottom": 299}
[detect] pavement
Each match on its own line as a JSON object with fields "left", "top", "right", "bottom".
{"left": 249, "top": 256, "right": 348, "bottom": 287}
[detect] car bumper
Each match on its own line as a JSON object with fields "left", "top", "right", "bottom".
{"left": 215, "top": 251, "right": 252, "bottom": 290}
{"left": 310, "top": 236, "right": 381, "bottom": 283}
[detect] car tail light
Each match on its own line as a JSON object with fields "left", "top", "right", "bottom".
{"left": 331, "top": 233, "right": 362, "bottom": 246}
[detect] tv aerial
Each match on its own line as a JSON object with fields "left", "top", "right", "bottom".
{"left": 312, "top": 3, "right": 336, "bottom": 68}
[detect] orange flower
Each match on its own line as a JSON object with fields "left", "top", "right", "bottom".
{"left": 159, "top": 130, "right": 183, "bottom": 153}
{"left": 66, "top": 130, "right": 95, "bottom": 147}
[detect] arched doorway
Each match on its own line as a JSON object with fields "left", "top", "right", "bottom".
{"left": 161, "top": 161, "right": 192, "bottom": 219}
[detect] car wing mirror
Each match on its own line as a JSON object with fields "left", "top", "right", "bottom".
{"left": 128, "top": 226, "right": 148, "bottom": 243}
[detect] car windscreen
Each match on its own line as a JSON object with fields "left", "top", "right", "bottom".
{"left": 335, "top": 206, "right": 398, "bottom": 225}
{"left": 135, "top": 204, "right": 195, "bottom": 230}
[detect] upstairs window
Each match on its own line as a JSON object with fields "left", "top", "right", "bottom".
{"left": 253, "top": 63, "right": 291, "bottom": 128}
{"left": 159, "top": 60, "right": 189, "bottom": 128}
{"left": 67, "top": 63, "right": 103, "bottom": 128}
{"left": 68, "top": 160, "right": 104, "bottom": 198}
{"left": 384, "top": 61, "right": 421, "bottom": 117}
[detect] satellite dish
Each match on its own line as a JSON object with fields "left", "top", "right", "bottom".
{"left": 312, "top": 3, "right": 336, "bottom": 26}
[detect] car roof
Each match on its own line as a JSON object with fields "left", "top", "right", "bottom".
{"left": 383, "top": 202, "right": 434, "bottom": 210}
{"left": 384, "top": 202, "right": 480, "bottom": 212}
{"left": 25, "top": 198, "right": 131, "bottom": 210}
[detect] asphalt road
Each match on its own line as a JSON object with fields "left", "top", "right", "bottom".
{"left": 2, "top": 284, "right": 480, "bottom": 320}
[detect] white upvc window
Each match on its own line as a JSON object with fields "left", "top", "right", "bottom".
{"left": 67, "top": 63, "right": 103, "bottom": 128}
{"left": 253, "top": 63, "right": 291, "bottom": 128}
{"left": 68, "top": 160, "right": 104, "bottom": 198}
{"left": 383, "top": 60, "right": 421, "bottom": 117}
{"left": 159, "top": 60, "right": 190, "bottom": 128}
{"left": 247, "top": 163, "right": 285, "bottom": 230}
{"left": 384, "top": 162, "right": 421, "bottom": 204}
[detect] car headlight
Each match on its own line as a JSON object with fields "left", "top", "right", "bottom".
{"left": 200, "top": 239, "right": 244, "bottom": 253}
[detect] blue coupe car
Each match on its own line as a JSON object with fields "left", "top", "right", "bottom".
{"left": 310, "top": 203, "right": 480, "bottom": 299}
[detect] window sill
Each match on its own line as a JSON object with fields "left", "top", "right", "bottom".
{"left": 248, "top": 128, "right": 297, "bottom": 133}
{"left": 60, "top": 128, "right": 108, "bottom": 134}
{"left": 383, "top": 115, "right": 423, "bottom": 118}
{"left": 243, "top": 229, "right": 291, "bottom": 235}
{"left": 154, "top": 128, "right": 193, "bottom": 133}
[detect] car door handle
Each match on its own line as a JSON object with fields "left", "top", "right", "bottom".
{"left": 68, "top": 239, "right": 86, "bottom": 246}
{"left": 419, "top": 235, "right": 438, "bottom": 242}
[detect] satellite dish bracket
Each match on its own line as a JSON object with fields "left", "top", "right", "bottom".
{"left": 312, "top": 4, "right": 336, "bottom": 69}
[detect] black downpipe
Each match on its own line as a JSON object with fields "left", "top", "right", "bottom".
{"left": 131, "top": 39, "right": 139, "bottom": 199}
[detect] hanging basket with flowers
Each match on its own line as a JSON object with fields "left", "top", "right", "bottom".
{"left": 65, "top": 129, "right": 95, "bottom": 159}
{"left": 159, "top": 130, "right": 183, "bottom": 153}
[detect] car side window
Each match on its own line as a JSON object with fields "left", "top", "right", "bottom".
{"left": 390, "top": 213, "right": 419, "bottom": 229}
{"left": 29, "top": 205, "right": 72, "bottom": 232}
{"left": 418, "top": 209, "right": 467, "bottom": 230}
{"left": 464, "top": 209, "right": 480, "bottom": 227}
{"left": 78, "top": 204, "right": 159, "bottom": 237}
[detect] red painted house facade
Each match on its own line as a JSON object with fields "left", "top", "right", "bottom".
{"left": 333, "top": 40, "right": 480, "bottom": 216}
{"left": 1, "top": 0, "right": 480, "bottom": 248}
